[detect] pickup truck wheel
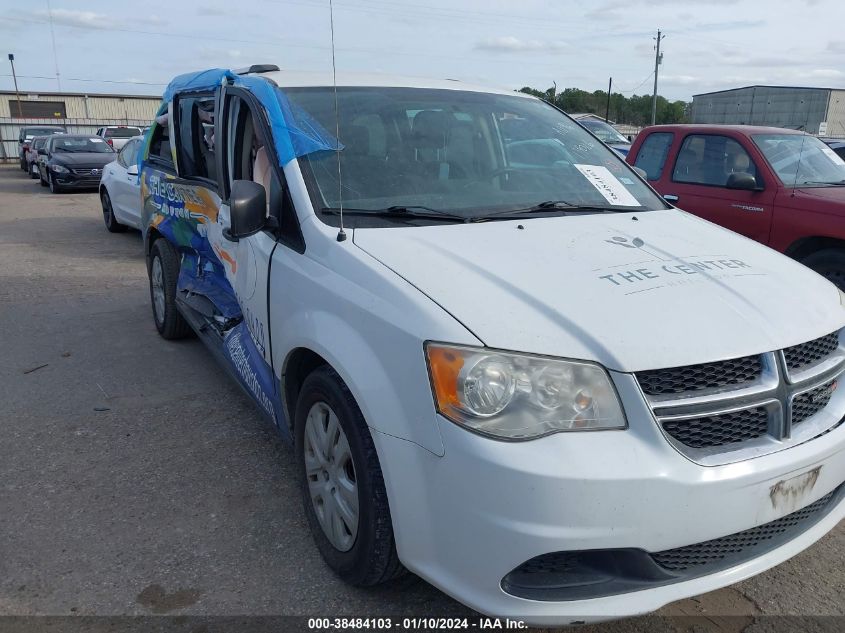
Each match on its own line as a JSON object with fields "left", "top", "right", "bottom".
{"left": 295, "top": 366, "right": 405, "bottom": 586}
{"left": 802, "top": 250, "right": 845, "bottom": 290}
{"left": 149, "top": 240, "right": 192, "bottom": 339}
{"left": 101, "top": 190, "right": 127, "bottom": 233}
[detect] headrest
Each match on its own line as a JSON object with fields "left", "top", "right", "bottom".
{"left": 413, "top": 110, "right": 452, "bottom": 149}
{"left": 343, "top": 125, "right": 371, "bottom": 156}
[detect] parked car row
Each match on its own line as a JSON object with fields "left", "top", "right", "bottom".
{"left": 17, "top": 124, "right": 145, "bottom": 173}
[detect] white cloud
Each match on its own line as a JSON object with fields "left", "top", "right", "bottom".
{"left": 34, "top": 9, "right": 106, "bottom": 28}
{"left": 807, "top": 68, "right": 845, "bottom": 79}
{"left": 475, "top": 36, "right": 567, "bottom": 53}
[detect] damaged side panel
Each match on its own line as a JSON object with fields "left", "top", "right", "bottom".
{"left": 142, "top": 165, "right": 287, "bottom": 436}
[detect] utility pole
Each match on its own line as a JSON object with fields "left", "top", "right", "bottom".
{"left": 8, "top": 54, "right": 22, "bottom": 118}
{"left": 651, "top": 30, "right": 665, "bottom": 125}
{"left": 605, "top": 77, "right": 612, "bottom": 122}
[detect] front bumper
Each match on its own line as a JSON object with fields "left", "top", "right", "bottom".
{"left": 52, "top": 171, "right": 103, "bottom": 189}
{"left": 374, "top": 372, "right": 845, "bottom": 625}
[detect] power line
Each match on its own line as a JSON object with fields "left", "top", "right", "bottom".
{"left": 621, "top": 71, "right": 654, "bottom": 95}
{"left": 0, "top": 73, "right": 165, "bottom": 87}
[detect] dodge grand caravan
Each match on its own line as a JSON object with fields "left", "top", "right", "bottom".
{"left": 139, "top": 66, "right": 845, "bottom": 625}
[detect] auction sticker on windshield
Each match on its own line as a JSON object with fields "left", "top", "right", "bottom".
{"left": 574, "top": 164, "right": 640, "bottom": 206}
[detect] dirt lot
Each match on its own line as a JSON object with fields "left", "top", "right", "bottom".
{"left": 0, "top": 163, "right": 842, "bottom": 632}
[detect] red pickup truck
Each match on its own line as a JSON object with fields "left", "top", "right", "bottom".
{"left": 627, "top": 125, "right": 845, "bottom": 288}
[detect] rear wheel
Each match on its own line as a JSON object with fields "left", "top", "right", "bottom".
{"left": 101, "top": 190, "right": 127, "bottom": 233}
{"left": 295, "top": 366, "right": 405, "bottom": 586}
{"left": 802, "top": 249, "right": 845, "bottom": 290}
{"left": 149, "top": 239, "right": 192, "bottom": 339}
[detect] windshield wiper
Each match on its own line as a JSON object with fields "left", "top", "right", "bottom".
{"left": 802, "top": 180, "right": 845, "bottom": 186}
{"left": 475, "top": 200, "right": 633, "bottom": 220}
{"left": 321, "top": 205, "right": 469, "bottom": 222}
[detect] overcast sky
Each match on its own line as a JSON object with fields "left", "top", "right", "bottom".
{"left": 1, "top": 0, "right": 843, "bottom": 101}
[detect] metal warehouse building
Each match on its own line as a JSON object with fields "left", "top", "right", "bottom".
{"left": 0, "top": 90, "right": 161, "bottom": 161}
{"left": 691, "top": 85, "right": 845, "bottom": 136}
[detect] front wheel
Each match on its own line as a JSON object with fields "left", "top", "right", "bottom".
{"left": 802, "top": 249, "right": 845, "bottom": 290}
{"left": 29, "top": 163, "right": 39, "bottom": 179}
{"left": 295, "top": 366, "right": 405, "bottom": 586}
{"left": 101, "top": 190, "right": 127, "bottom": 233}
{"left": 148, "top": 239, "right": 192, "bottom": 339}
{"left": 48, "top": 172, "right": 62, "bottom": 194}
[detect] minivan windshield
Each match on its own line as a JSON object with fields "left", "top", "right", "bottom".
{"left": 286, "top": 87, "right": 666, "bottom": 221}
{"left": 753, "top": 134, "right": 845, "bottom": 187}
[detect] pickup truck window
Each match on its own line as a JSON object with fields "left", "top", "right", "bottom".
{"left": 287, "top": 87, "right": 667, "bottom": 223}
{"left": 634, "top": 132, "right": 673, "bottom": 180}
{"left": 672, "top": 134, "right": 759, "bottom": 187}
{"left": 753, "top": 134, "right": 845, "bottom": 187}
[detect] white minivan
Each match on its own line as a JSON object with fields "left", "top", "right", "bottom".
{"left": 139, "top": 66, "right": 845, "bottom": 625}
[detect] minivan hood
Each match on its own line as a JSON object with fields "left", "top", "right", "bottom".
{"left": 354, "top": 209, "right": 845, "bottom": 372}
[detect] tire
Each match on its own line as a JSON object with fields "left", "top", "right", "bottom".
{"left": 39, "top": 171, "right": 48, "bottom": 187}
{"left": 20, "top": 156, "right": 27, "bottom": 171}
{"left": 802, "top": 249, "right": 845, "bottom": 290}
{"left": 29, "top": 164, "right": 39, "bottom": 179}
{"left": 148, "top": 239, "right": 193, "bottom": 339}
{"left": 295, "top": 366, "right": 405, "bottom": 586}
{"left": 48, "top": 172, "right": 62, "bottom": 194}
{"left": 101, "top": 189, "right": 127, "bottom": 233}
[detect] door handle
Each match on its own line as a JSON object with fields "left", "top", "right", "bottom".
{"left": 663, "top": 194, "right": 679, "bottom": 202}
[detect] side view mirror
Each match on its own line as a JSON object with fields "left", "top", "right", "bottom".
{"left": 225, "top": 180, "right": 266, "bottom": 241}
{"left": 126, "top": 165, "right": 138, "bottom": 176}
{"left": 38, "top": 148, "right": 47, "bottom": 156}
{"left": 726, "top": 172, "right": 758, "bottom": 191}
{"left": 631, "top": 166, "right": 648, "bottom": 180}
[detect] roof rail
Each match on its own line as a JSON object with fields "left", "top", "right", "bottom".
{"left": 234, "top": 64, "right": 280, "bottom": 75}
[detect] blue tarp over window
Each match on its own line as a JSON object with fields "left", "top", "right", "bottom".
{"left": 160, "top": 67, "right": 339, "bottom": 166}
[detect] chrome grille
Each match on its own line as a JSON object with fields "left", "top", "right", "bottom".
{"left": 637, "top": 356, "right": 761, "bottom": 396}
{"left": 784, "top": 333, "right": 839, "bottom": 372}
{"left": 637, "top": 330, "right": 845, "bottom": 464}
{"left": 652, "top": 488, "right": 837, "bottom": 572}
{"left": 792, "top": 380, "right": 837, "bottom": 427}
{"left": 662, "top": 408, "right": 769, "bottom": 448}
{"left": 71, "top": 168, "right": 101, "bottom": 176}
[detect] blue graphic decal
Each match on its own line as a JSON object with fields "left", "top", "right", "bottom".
{"left": 224, "top": 322, "right": 288, "bottom": 436}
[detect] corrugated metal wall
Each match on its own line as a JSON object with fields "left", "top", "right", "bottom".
{"left": 0, "top": 117, "right": 151, "bottom": 162}
{"left": 0, "top": 93, "right": 160, "bottom": 120}
{"left": 691, "top": 87, "right": 832, "bottom": 133}
{"left": 0, "top": 92, "right": 161, "bottom": 162}
{"left": 825, "top": 90, "right": 845, "bottom": 137}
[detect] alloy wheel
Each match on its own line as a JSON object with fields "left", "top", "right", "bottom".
{"left": 303, "top": 401, "right": 359, "bottom": 552}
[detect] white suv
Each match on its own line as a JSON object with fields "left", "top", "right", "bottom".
{"left": 138, "top": 66, "right": 845, "bottom": 625}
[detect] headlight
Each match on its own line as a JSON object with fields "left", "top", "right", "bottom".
{"left": 425, "top": 343, "right": 626, "bottom": 440}
{"left": 50, "top": 164, "right": 69, "bottom": 173}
